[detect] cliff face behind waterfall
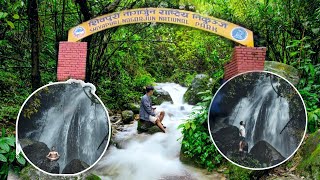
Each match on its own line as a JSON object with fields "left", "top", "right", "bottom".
{"left": 229, "top": 76, "right": 293, "bottom": 157}
{"left": 18, "top": 83, "right": 109, "bottom": 173}
{"left": 210, "top": 72, "right": 306, "bottom": 167}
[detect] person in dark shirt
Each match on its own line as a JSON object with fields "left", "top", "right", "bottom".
{"left": 139, "top": 86, "right": 166, "bottom": 133}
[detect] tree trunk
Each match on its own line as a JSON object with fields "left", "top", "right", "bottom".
{"left": 75, "top": 0, "right": 93, "bottom": 82}
{"left": 74, "top": 0, "right": 123, "bottom": 83}
{"left": 28, "top": 0, "right": 41, "bottom": 90}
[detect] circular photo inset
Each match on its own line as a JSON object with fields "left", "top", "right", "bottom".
{"left": 16, "top": 80, "right": 111, "bottom": 175}
{"left": 208, "top": 71, "right": 307, "bottom": 170}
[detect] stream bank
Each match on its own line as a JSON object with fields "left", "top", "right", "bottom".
{"left": 91, "top": 83, "right": 226, "bottom": 180}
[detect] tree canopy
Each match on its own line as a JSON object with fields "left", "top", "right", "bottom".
{"left": 0, "top": 0, "right": 319, "bottom": 177}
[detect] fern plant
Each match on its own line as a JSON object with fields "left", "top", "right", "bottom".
{"left": 0, "top": 128, "right": 26, "bottom": 179}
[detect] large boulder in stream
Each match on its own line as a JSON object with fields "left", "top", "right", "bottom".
{"left": 62, "top": 159, "right": 89, "bottom": 174}
{"left": 211, "top": 125, "right": 241, "bottom": 155}
{"left": 137, "top": 120, "right": 162, "bottom": 134}
{"left": 22, "top": 141, "right": 60, "bottom": 173}
{"left": 184, "top": 74, "right": 212, "bottom": 105}
{"left": 110, "top": 114, "right": 122, "bottom": 123}
{"left": 250, "top": 140, "right": 285, "bottom": 166}
{"left": 121, "top": 110, "right": 134, "bottom": 124}
{"left": 153, "top": 85, "right": 173, "bottom": 105}
{"left": 38, "top": 159, "right": 60, "bottom": 174}
{"left": 125, "top": 103, "right": 140, "bottom": 114}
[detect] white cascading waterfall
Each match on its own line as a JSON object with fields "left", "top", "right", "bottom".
{"left": 92, "top": 83, "right": 219, "bottom": 180}
{"left": 157, "top": 82, "right": 188, "bottom": 105}
{"left": 228, "top": 75, "right": 295, "bottom": 158}
{"left": 23, "top": 82, "right": 108, "bottom": 172}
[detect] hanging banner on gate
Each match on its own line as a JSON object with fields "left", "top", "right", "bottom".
{"left": 68, "top": 8, "right": 254, "bottom": 47}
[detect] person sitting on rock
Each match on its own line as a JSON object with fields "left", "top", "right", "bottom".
{"left": 46, "top": 146, "right": 60, "bottom": 161}
{"left": 139, "top": 86, "right": 166, "bottom": 133}
{"left": 239, "top": 121, "right": 246, "bottom": 152}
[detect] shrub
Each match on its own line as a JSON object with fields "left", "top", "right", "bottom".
{"left": 179, "top": 90, "right": 223, "bottom": 171}
{"left": 0, "top": 128, "right": 26, "bottom": 179}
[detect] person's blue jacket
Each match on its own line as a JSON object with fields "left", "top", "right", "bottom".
{"left": 139, "top": 94, "right": 155, "bottom": 121}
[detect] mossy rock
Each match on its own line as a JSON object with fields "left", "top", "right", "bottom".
{"left": 22, "top": 141, "right": 60, "bottom": 173}
{"left": 264, "top": 61, "right": 299, "bottom": 85}
{"left": 62, "top": 159, "right": 89, "bottom": 174}
{"left": 226, "top": 164, "right": 251, "bottom": 180}
{"left": 224, "top": 162, "right": 269, "bottom": 180}
{"left": 121, "top": 110, "right": 134, "bottom": 124}
{"left": 152, "top": 89, "right": 172, "bottom": 105}
{"left": 184, "top": 74, "right": 212, "bottom": 105}
{"left": 20, "top": 165, "right": 84, "bottom": 179}
{"left": 297, "top": 130, "right": 320, "bottom": 179}
{"left": 20, "top": 165, "right": 98, "bottom": 179}
{"left": 125, "top": 103, "right": 140, "bottom": 114}
{"left": 229, "top": 152, "right": 262, "bottom": 168}
{"left": 297, "top": 145, "right": 320, "bottom": 179}
{"left": 19, "top": 165, "right": 34, "bottom": 180}
{"left": 137, "top": 120, "right": 162, "bottom": 134}
{"left": 19, "top": 138, "right": 37, "bottom": 149}
{"left": 300, "top": 130, "right": 320, "bottom": 157}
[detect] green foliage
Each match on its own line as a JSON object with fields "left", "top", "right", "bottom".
{"left": 308, "top": 109, "right": 320, "bottom": 133}
{"left": 86, "top": 174, "right": 102, "bottom": 180}
{"left": 0, "top": 0, "right": 319, "bottom": 176}
{"left": 92, "top": 23, "right": 231, "bottom": 109}
{"left": 297, "top": 130, "right": 320, "bottom": 179}
{"left": 0, "top": 128, "right": 26, "bottom": 179}
{"left": 22, "top": 97, "right": 41, "bottom": 119}
{"left": 225, "top": 164, "right": 251, "bottom": 180}
{"left": 229, "top": 154, "right": 261, "bottom": 169}
{"left": 0, "top": 106, "right": 19, "bottom": 124}
{"left": 170, "top": 71, "right": 196, "bottom": 87}
{"left": 133, "top": 73, "right": 156, "bottom": 90}
{"left": 96, "top": 69, "right": 156, "bottom": 110}
{"left": 0, "top": 0, "right": 23, "bottom": 29}
{"left": 188, "top": 0, "right": 320, "bottom": 133}
{"left": 298, "top": 145, "right": 320, "bottom": 180}
{"left": 0, "top": 71, "right": 30, "bottom": 122}
{"left": 179, "top": 90, "right": 223, "bottom": 171}
{"left": 286, "top": 34, "right": 320, "bottom": 133}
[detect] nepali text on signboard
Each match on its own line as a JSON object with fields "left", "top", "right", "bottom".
{"left": 68, "top": 8, "right": 254, "bottom": 47}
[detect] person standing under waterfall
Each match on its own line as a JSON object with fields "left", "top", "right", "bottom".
{"left": 46, "top": 146, "right": 60, "bottom": 161}
{"left": 239, "top": 121, "right": 246, "bottom": 152}
{"left": 139, "top": 86, "right": 166, "bottom": 133}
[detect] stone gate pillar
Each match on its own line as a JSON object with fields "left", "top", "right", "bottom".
{"left": 57, "top": 42, "right": 87, "bottom": 81}
{"left": 224, "top": 46, "right": 266, "bottom": 80}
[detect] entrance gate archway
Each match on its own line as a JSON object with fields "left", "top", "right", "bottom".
{"left": 57, "top": 8, "right": 266, "bottom": 81}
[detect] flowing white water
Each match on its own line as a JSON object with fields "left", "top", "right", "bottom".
{"left": 93, "top": 83, "right": 221, "bottom": 180}
{"left": 228, "top": 75, "right": 294, "bottom": 157}
{"left": 156, "top": 83, "right": 188, "bottom": 105}
{"left": 22, "top": 83, "right": 108, "bottom": 172}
